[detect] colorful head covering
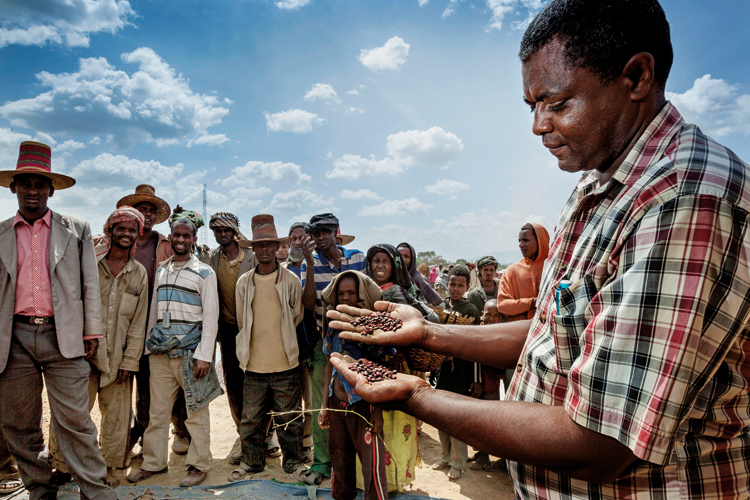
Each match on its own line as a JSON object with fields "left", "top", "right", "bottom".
{"left": 168, "top": 205, "right": 204, "bottom": 229}
{"left": 288, "top": 221, "right": 306, "bottom": 236}
{"left": 209, "top": 212, "right": 245, "bottom": 240}
{"left": 0, "top": 141, "right": 75, "bottom": 190}
{"left": 365, "top": 243, "right": 418, "bottom": 297}
{"left": 97, "top": 206, "right": 145, "bottom": 257}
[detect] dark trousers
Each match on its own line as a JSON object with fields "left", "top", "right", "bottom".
{"left": 131, "top": 353, "right": 190, "bottom": 445}
{"left": 329, "top": 396, "right": 386, "bottom": 500}
{"left": 240, "top": 368, "right": 303, "bottom": 471}
{"left": 218, "top": 320, "right": 244, "bottom": 430}
{"left": 0, "top": 322, "right": 115, "bottom": 500}
{"left": 0, "top": 424, "right": 18, "bottom": 478}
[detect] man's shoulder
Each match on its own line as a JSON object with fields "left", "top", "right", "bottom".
{"left": 0, "top": 217, "right": 13, "bottom": 234}
{"left": 667, "top": 123, "right": 750, "bottom": 210}
{"left": 192, "top": 259, "right": 215, "bottom": 280}
{"left": 52, "top": 212, "right": 90, "bottom": 231}
{"left": 343, "top": 247, "right": 364, "bottom": 258}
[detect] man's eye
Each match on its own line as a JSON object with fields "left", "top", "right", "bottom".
{"left": 549, "top": 101, "right": 567, "bottom": 113}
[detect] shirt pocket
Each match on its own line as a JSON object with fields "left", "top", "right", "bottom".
{"left": 118, "top": 293, "right": 139, "bottom": 324}
{"left": 549, "top": 276, "right": 598, "bottom": 374}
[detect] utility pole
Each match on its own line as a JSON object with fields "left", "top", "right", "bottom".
{"left": 202, "top": 183, "right": 208, "bottom": 245}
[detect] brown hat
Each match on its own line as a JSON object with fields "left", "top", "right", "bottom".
{"left": 0, "top": 141, "right": 76, "bottom": 190}
{"left": 336, "top": 227, "right": 355, "bottom": 246}
{"left": 117, "top": 184, "right": 171, "bottom": 225}
{"left": 239, "top": 214, "right": 290, "bottom": 246}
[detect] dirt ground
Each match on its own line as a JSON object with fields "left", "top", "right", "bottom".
{"left": 41, "top": 384, "right": 516, "bottom": 500}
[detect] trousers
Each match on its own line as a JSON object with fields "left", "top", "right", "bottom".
{"left": 49, "top": 368, "right": 133, "bottom": 470}
{"left": 132, "top": 353, "right": 190, "bottom": 445}
{"left": 240, "top": 368, "right": 304, "bottom": 471}
{"left": 218, "top": 320, "right": 243, "bottom": 430}
{"left": 309, "top": 338, "right": 331, "bottom": 476}
{"left": 0, "top": 322, "right": 115, "bottom": 500}
{"left": 328, "top": 396, "right": 387, "bottom": 500}
{"left": 141, "top": 355, "right": 211, "bottom": 472}
{"left": 438, "top": 429, "right": 468, "bottom": 471}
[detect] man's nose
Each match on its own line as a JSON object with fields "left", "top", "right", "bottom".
{"left": 531, "top": 106, "right": 553, "bottom": 136}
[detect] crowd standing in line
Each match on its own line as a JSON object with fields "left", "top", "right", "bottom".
{"left": 2, "top": 1, "right": 750, "bottom": 499}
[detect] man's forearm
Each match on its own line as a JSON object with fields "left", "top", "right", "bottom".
{"left": 421, "top": 319, "right": 531, "bottom": 369}
{"left": 302, "top": 261, "right": 317, "bottom": 310}
{"left": 402, "top": 388, "right": 636, "bottom": 483}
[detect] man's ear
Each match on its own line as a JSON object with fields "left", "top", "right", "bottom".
{"left": 193, "top": 234, "right": 198, "bottom": 244}
{"left": 48, "top": 185, "right": 55, "bottom": 198}
{"left": 9, "top": 181, "right": 16, "bottom": 194}
{"left": 622, "top": 52, "right": 656, "bottom": 101}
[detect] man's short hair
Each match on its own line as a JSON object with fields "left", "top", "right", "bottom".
{"left": 448, "top": 265, "right": 471, "bottom": 284}
{"left": 519, "top": 0, "right": 673, "bottom": 89}
{"left": 171, "top": 218, "right": 197, "bottom": 236}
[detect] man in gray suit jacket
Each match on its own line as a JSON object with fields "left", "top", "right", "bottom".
{"left": 204, "top": 212, "right": 258, "bottom": 464}
{"left": 0, "top": 141, "right": 116, "bottom": 500}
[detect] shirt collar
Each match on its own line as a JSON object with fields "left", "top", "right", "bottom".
{"left": 575, "top": 101, "right": 684, "bottom": 196}
{"left": 13, "top": 209, "right": 52, "bottom": 228}
{"left": 316, "top": 245, "right": 348, "bottom": 267}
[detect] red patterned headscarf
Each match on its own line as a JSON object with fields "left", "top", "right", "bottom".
{"left": 101, "top": 206, "right": 145, "bottom": 256}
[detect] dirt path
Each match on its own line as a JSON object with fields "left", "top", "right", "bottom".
{"left": 42, "top": 386, "right": 516, "bottom": 499}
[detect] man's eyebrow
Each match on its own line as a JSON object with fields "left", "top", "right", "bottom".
{"left": 523, "top": 87, "right": 567, "bottom": 104}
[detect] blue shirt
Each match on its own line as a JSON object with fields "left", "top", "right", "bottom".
{"left": 300, "top": 246, "right": 366, "bottom": 329}
{"left": 323, "top": 329, "right": 395, "bottom": 404}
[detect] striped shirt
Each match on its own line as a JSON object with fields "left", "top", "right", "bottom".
{"left": 300, "top": 246, "right": 366, "bottom": 328}
{"left": 508, "top": 102, "right": 750, "bottom": 499}
{"left": 146, "top": 254, "right": 219, "bottom": 363}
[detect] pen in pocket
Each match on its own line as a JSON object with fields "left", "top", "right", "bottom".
{"left": 556, "top": 280, "right": 572, "bottom": 314}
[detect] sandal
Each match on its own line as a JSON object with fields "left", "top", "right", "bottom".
{"left": 432, "top": 462, "right": 450, "bottom": 471}
{"left": 266, "top": 440, "right": 282, "bottom": 458}
{"left": 301, "top": 469, "right": 325, "bottom": 486}
{"left": 447, "top": 467, "right": 466, "bottom": 480}
{"left": 0, "top": 478, "right": 23, "bottom": 494}
{"left": 227, "top": 463, "right": 261, "bottom": 482}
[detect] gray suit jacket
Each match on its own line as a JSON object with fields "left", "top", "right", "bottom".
{"left": 0, "top": 211, "right": 105, "bottom": 373}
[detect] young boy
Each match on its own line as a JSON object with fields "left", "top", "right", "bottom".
{"left": 319, "top": 271, "right": 393, "bottom": 500}
{"left": 434, "top": 265, "right": 482, "bottom": 480}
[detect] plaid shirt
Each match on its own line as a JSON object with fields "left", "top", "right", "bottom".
{"left": 507, "top": 102, "right": 750, "bottom": 500}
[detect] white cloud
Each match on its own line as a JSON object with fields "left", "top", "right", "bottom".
{"left": 326, "top": 154, "right": 404, "bottom": 180}
{"left": 360, "top": 197, "right": 433, "bottom": 217}
{"left": 442, "top": 0, "right": 461, "bottom": 18}
{"left": 387, "top": 126, "right": 464, "bottom": 166}
{"left": 346, "top": 107, "right": 365, "bottom": 114}
{"left": 276, "top": 0, "right": 312, "bottom": 9}
{"left": 220, "top": 160, "right": 312, "bottom": 187}
{"left": 347, "top": 89, "right": 360, "bottom": 95}
{"left": 69, "top": 153, "right": 184, "bottom": 186}
{"left": 266, "top": 189, "right": 336, "bottom": 213}
{"left": 666, "top": 74, "right": 750, "bottom": 136}
{"left": 419, "top": 0, "right": 430, "bottom": 5}
{"left": 89, "top": 136, "right": 101, "bottom": 145}
{"left": 56, "top": 140, "right": 85, "bottom": 156}
{"left": 485, "top": 0, "right": 545, "bottom": 31}
{"left": 358, "top": 36, "right": 410, "bottom": 72}
{"left": 264, "top": 109, "right": 324, "bottom": 133}
{"left": 0, "top": 0, "right": 135, "bottom": 49}
{"left": 426, "top": 179, "right": 470, "bottom": 195}
{"left": 341, "top": 189, "right": 384, "bottom": 201}
{"left": 326, "top": 126, "right": 463, "bottom": 180}
{"left": 0, "top": 127, "right": 34, "bottom": 170}
{"left": 0, "top": 48, "right": 231, "bottom": 150}
{"left": 304, "top": 83, "right": 341, "bottom": 104}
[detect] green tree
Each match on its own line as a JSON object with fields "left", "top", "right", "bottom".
{"left": 417, "top": 251, "right": 447, "bottom": 266}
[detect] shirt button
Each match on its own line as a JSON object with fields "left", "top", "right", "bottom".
{"left": 516, "top": 364, "right": 523, "bottom": 373}
{"left": 540, "top": 314, "right": 546, "bottom": 324}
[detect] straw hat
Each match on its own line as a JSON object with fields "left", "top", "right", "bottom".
{"left": 239, "top": 214, "right": 290, "bottom": 245}
{"left": 336, "top": 227, "right": 355, "bottom": 246}
{"left": 117, "top": 184, "right": 171, "bottom": 225}
{"left": 0, "top": 141, "right": 76, "bottom": 190}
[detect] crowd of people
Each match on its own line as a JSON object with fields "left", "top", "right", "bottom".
{"left": 2, "top": 0, "right": 750, "bottom": 499}
{"left": 0, "top": 143, "right": 543, "bottom": 499}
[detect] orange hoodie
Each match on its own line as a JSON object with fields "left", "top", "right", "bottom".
{"left": 496, "top": 222, "right": 550, "bottom": 322}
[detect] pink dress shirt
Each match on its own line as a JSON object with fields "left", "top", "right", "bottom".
{"left": 13, "top": 210, "right": 53, "bottom": 317}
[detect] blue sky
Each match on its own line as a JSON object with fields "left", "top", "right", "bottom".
{"left": 1, "top": 0, "right": 749, "bottom": 261}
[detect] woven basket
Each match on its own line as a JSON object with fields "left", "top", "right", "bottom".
{"left": 406, "top": 306, "right": 476, "bottom": 372}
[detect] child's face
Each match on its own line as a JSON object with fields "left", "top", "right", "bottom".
{"left": 448, "top": 275, "right": 468, "bottom": 301}
{"left": 482, "top": 304, "right": 502, "bottom": 325}
{"left": 337, "top": 276, "right": 359, "bottom": 307}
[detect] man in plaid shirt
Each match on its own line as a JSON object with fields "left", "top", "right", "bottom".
{"left": 326, "top": 0, "right": 750, "bottom": 499}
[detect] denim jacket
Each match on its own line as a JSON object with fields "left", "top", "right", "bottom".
{"left": 147, "top": 323, "right": 223, "bottom": 412}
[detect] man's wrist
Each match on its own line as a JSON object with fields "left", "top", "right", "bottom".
{"left": 399, "top": 380, "right": 433, "bottom": 416}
